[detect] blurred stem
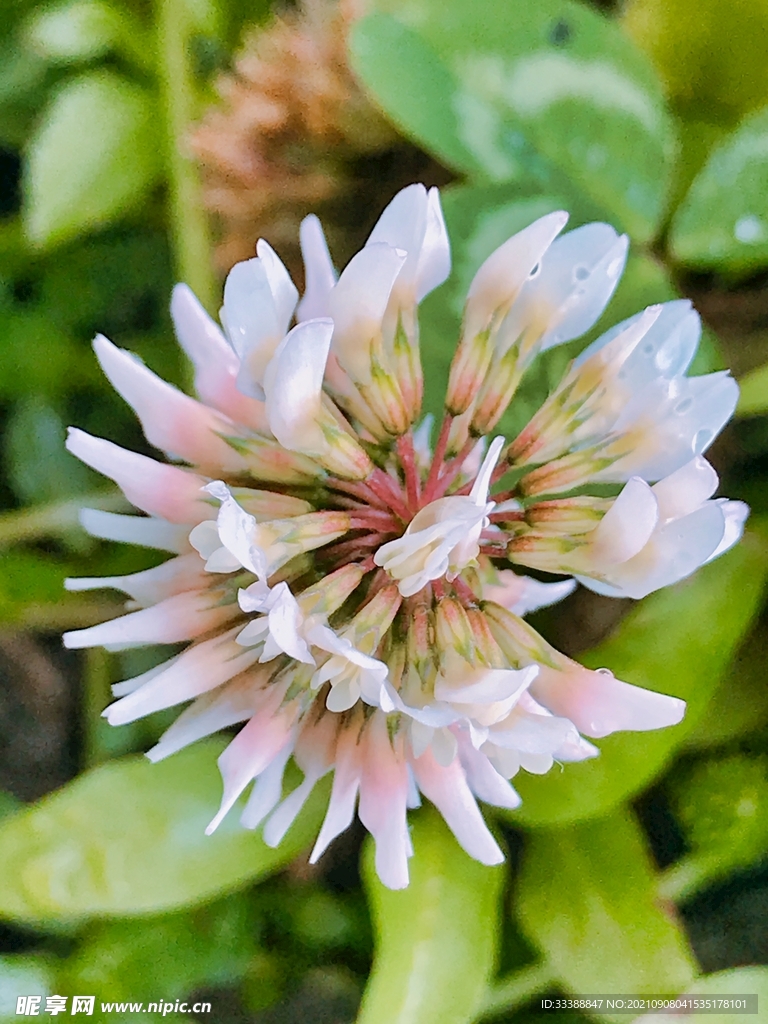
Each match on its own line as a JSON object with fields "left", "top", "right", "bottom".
{"left": 657, "top": 853, "right": 730, "bottom": 904}
{"left": 156, "top": 0, "right": 218, "bottom": 314}
{"left": 82, "top": 648, "right": 114, "bottom": 768}
{"left": 0, "top": 492, "right": 125, "bottom": 548}
{"left": 480, "top": 960, "right": 555, "bottom": 1019}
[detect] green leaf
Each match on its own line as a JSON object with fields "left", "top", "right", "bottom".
{"left": 659, "top": 754, "right": 768, "bottom": 901}
{"left": 4, "top": 398, "right": 94, "bottom": 505}
{"left": 352, "top": 0, "right": 676, "bottom": 240}
{"left": 0, "top": 957, "right": 52, "bottom": 1022}
{"left": 669, "top": 106, "right": 768, "bottom": 274}
{"left": 517, "top": 808, "right": 696, "bottom": 1000}
{"left": 23, "top": 0, "right": 152, "bottom": 71}
{"left": 23, "top": 70, "right": 162, "bottom": 248}
{"left": 623, "top": 0, "right": 768, "bottom": 126}
{"left": 59, "top": 894, "right": 258, "bottom": 1001}
{"left": 737, "top": 360, "right": 768, "bottom": 417}
{"left": 0, "top": 793, "right": 19, "bottom": 822}
{"left": 0, "top": 309, "right": 95, "bottom": 399}
{"left": 357, "top": 806, "right": 503, "bottom": 1024}
{"left": 632, "top": 967, "right": 768, "bottom": 1024}
{"left": 508, "top": 531, "right": 768, "bottom": 826}
{"left": 0, "top": 741, "right": 327, "bottom": 922}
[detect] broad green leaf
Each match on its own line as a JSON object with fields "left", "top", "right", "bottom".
{"left": 517, "top": 808, "right": 696, "bottom": 1000}
{"left": 669, "top": 106, "right": 768, "bottom": 274}
{"left": 0, "top": 957, "right": 52, "bottom": 1022}
{"left": 4, "top": 398, "right": 94, "bottom": 504}
{"left": 352, "top": 0, "right": 676, "bottom": 240}
{"left": 623, "top": 0, "right": 768, "bottom": 126}
{"left": 59, "top": 894, "right": 258, "bottom": 1001}
{"left": 633, "top": 967, "right": 768, "bottom": 1024}
{"left": 0, "top": 550, "right": 85, "bottom": 625}
{"left": 357, "top": 806, "right": 503, "bottom": 1024}
{"left": 24, "top": 0, "right": 152, "bottom": 71}
{"left": 508, "top": 532, "right": 768, "bottom": 826}
{"left": 23, "top": 70, "right": 162, "bottom": 248}
{"left": 737, "top": 360, "right": 768, "bottom": 417}
{"left": 0, "top": 741, "right": 327, "bottom": 922}
{"left": 660, "top": 754, "right": 768, "bottom": 901}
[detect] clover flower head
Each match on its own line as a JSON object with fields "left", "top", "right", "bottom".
{"left": 64, "top": 183, "right": 746, "bottom": 888}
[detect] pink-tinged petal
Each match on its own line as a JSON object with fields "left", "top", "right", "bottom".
{"left": 147, "top": 673, "right": 263, "bottom": 762}
{"left": 464, "top": 211, "right": 568, "bottom": 338}
{"left": 309, "top": 719, "right": 363, "bottom": 864}
{"left": 104, "top": 628, "right": 263, "bottom": 725}
{"left": 206, "top": 694, "right": 297, "bottom": 834}
{"left": 297, "top": 214, "right": 336, "bottom": 321}
{"left": 652, "top": 456, "right": 719, "bottom": 521}
{"left": 112, "top": 653, "right": 182, "bottom": 697}
{"left": 329, "top": 243, "right": 406, "bottom": 383}
{"left": 63, "top": 591, "right": 238, "bottom": 649}
{"left": 358, "top": 714, "right": 411, "bottom": 889}
{"left": 65, "top": 553, "right": 207, "bottom": 607}
{"left": 66, "top": 429, "right": 210, "bottom": 524}
{"left": 483, "top": 570, "right": 576, "bottom": 617}
{"left": 531, "top": 662, "right": 686, "bottom": 738}
{"left": 263, "top": 319, "right": 333, "bottom": 455}
{"left": 240, "top": 742, "right": 293, "bottom": 829}
{"left": 589, "top": 477, "right": 658, "bottom": 567}
{"left": 171, "top": 284, "right": 269, "bottom": 431}
{"left": 456, "top": 732, "right": 521, "bottom": 810}
{"left": 93, "top": 334, "right": 247, "bottom": 473}
{"left": 411, "top": 747, "right": 504, "bottom": 866}
{"left": 79, "top": 509, "right": 192, "bottom": 553}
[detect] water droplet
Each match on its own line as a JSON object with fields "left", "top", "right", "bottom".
{"left": 596, "top": 667, "right": 614, "bottom": 677}
{"left": 548, "top": 18, "right": 571, "bottom": 46}
{"left": 675, "top": 397, "right": 693, "bottom": 415}
{"left": 529, "top": 262, "right": 541, "bottom": 278}
{"left": 734, "top": 214, "right": 766, "bottom": 244}
{"left": 642, "top": 342, "right": 655, "bottom": 356}
{"left": 573, "top": 265, "right": 589, "bottom": 281}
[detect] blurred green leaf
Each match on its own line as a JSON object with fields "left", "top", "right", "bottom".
{"left": 0, "top": 550, "right": 82, "bottom": 624}
{"left": 0, "top": 793, "right": 20, "bottom": 822}
{"left": 59, "top": 894, "right": 258, "bottom": 1001}
{"left": 23, "top": 70, "right": 162, "bottom": 248}
{"left": 518, "top": 808, "right": 696, "bottom": 1000}
{"left": 0, "top": 740, "right": 327, "bottom": 922}
{"left": 353, "top": 0, "right": 676, "bottom": 241}
{"left": 669, "top": 106, "right": 768, "bottom": 274}
{"left": 23, "top": 0, "right": 153, "bottom": 71}
{"left": 4, "top": 398, "right": 94, "bottom": 504}
{"left": 737, "top": 360, "right": 768, "bottom": 416}
{"left": 358, "top": 806, "right": 503, "bottom": 1024}
{"left": 0, "top": 309, "right": 94, "bottom": 398}
{"left": 508, "top": 531, "right": 768, "bottom": 826}
{"left": 632, "top": 967, "right": 768, "bottom": 1024}
{"left": 660, "top": 754, "right": 768, "bottom": 901}
{"left": 684, "top": 623, "right": 768, "bottom": 748}
{"left": 0, "top": 956, "right": 52, "bottom": 1022}
{"left": 623, "top": 0, "right": 768, "bottom": 126}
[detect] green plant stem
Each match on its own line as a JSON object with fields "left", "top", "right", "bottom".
{"left": 156, "top": 0, "right": 218, "bottom": 314}
{"left": 481, "top": 961, "right": 556, "bottom": 1019}
{"left": 0, "top": 492, "right": 126, "bottom": 548}
{"left": 83, "top": 648, "right": 115, "bottom": 767}
{"left": 657, "top": 853, "right": 734, "bottom": 904}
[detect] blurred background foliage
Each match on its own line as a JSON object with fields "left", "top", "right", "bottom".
{"left": 0, "top": 0, "right": 768, "bottom": 1021}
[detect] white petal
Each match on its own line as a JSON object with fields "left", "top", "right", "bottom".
{"left": 652, "top": 456, "right": 719, "bottom": 521}
{"left": 256, "top": 239, "right": 298, "bottom": 331}
{"left": 240, "top": 742, "right": 293, "bottom": 829}
{"left": 531, "top": 663, "right": 686, "bottom": 738}
{"left": 266, "top": 583, "right": 314, "bottom": 664}
{"left": 263, "top": 318, "right": 333, "bottom": 455}
{"left": 469, "top": 434, "right": 505, "bottom": 504}
{"left": 411, "top": 748, "right": 504, "bottom": 866}
{"left": 457, "top": 733, "right": 521, "bottom": 809}
{"left": 416, "top": 187, "right": 451, "bottom": 301}
{"left": 358, "top": 716, "right": 411, "bottom": 889}
{"left": 79, "top": 509, "right": 191, "bottom": 553}
{"left": 309, "top": 725, "right": 362, "bottom": 863}
{"left": 706, "top": 499, "right": 749, "bottom": 562}
{"left": 65, "top": 553, "right": 207, "bottom": 608}
{"left": 589, "top": 477, "right": 658, "bottom": 567}
{"left": 206, "top": 482, "right": 267, "bottom": 578}
{"left": 297, "top": 214, "right": 337, "bottom": 321}
{"left": 483, "top": 571, "right": 576, "bottom": 617}
{"left": 464, "top": 211, "right": 568, "bottom": 338}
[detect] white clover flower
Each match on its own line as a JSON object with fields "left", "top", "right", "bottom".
{"left": 64, "top": 185, "right": 745, "bottom": 889}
